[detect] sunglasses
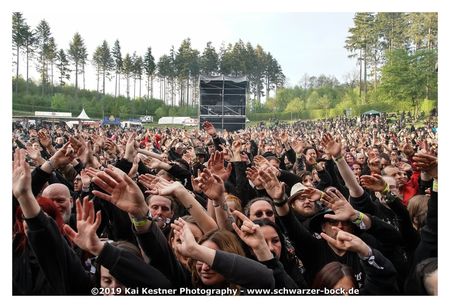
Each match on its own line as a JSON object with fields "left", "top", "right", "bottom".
{"left": 254, "top": 210, "right": 274, "bottom": 218}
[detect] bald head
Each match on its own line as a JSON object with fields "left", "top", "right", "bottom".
{"left": 42, "top": 183, "right": 73, "bottom": 223}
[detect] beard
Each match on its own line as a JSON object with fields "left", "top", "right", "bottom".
{"left": 62, "top": 210, "right": 71, "bottom": 224}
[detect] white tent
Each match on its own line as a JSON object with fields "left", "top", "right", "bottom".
{"left": 77, "top": 108, "right": 90, "bottom": 119}
{"left": 158, "top": 117, "right": 192, "bottom": 125}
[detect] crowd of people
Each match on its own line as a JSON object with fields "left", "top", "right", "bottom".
{"left": 12, "top": 113, "right": 438, "bottom": 295}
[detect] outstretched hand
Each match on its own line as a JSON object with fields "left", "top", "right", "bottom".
{"left": 321, "top": 188, "right": 356, "bottom": 222}
{"left": 360, "top": 174, "right": 386, "bottom": 192}
{"left": 320, "top": 133, "right": 342, "bottom": 158}
{"left": 258, "top": 168, "right": 284, "bottom": 200}
{"left": 124, "top": 132, "right": 138, "bottom": 161}
{"left": 92, "top": 165, "right": 147, "bottom": 217}
{"left": 412, "top": 152, "right": 437, "bottom": 179}
{"left": 246, "top": 166, "right": 263, "bottom": 189}
{"left": 139, "top": 173, "right": 186, "bottom": 197}
{"left": 63, "top": 197, "right": 104, "bottom": 256}
{"left": 299, "top": 187, "right": 324, "bottom": 202}
{"left": 203, "top": 121, "right": 217, "bottom": 137}
{"left": 207, "top": 151, "right": 232, "bottom": 181}
{"left": 320, "top": 226, "right": 370, "bottom": 256}
{"left": 172, "top": 218, "right": 199, "bottom": 258}
{"left": 231, "top": 210, "right": 266, "bottom": 250}
{"left": 51, "top": 142, "right": 77, "bottom": 169}
{"left": 12, "top": 148, "right": 32, "bottom": 198}
{"left": 198, "top": 168, "right": 225, "bottom": 201}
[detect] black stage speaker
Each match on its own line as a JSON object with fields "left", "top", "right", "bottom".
{"left": 199, "top": 75, "right": 248, "bottom": 131}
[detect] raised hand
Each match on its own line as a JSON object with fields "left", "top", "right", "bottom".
{"left": 258, "top": 168, "right": 284, "bottom": 200}
{"left": 172, "top": 218, "right": 199, "bottom": 258}
{"left": 143, "top": 157, "right": 162, "bottom": 170}
{"left": 320, "top": 133, "right": 342, "bottom": 158}
{"left": 69, "top": 136, "right": 87, "bottom": 157}
{"left": 12, "top": 148, "right": 32, "bottom": 198}
{"left": 231, "top": 140, "right": 242, "bottom": 153}
{"left": 299, "top": 187, "right": 324, "bottom": 202}
{"left": 92, "top": 165, "right": 148, "bottom": 217}
{"left": 246, "top": 166, "right": 263, "bottom": 189}
{"left": 138, "top": 172, "right": 157, "bottom": 188}
{"left": 321, "top": 189, "right": 356, "bottom": 222}
{"left": 360, "top": 174, "right": 387, "bottom": 192}
{"left": 198, "top": 168, "right": 225, "bottom": 201}
{"left": 320, "top": 227, "right": 370, "bottom": 256}
{"left": 138, "top": 173, "right": 184, "bottom": 197}
{"left": 280, "top": 131, "right": 289, "bottom": 144}
{"left": 231, "top": 210, "right": 266, "bottom": 250}
{"left": 25, "top": 145, "right": 44, "bottom": 164}
{"left": 413, "top": 152, "right": 437, "bottom": 179}
{"left": 50, "top": 142, "right": 77, "bottom": 169}
{"left": 191, "top": 175, "right": 202, "bottom": 193}
{"left": 207, "top": 151, "right": 232, "bottom": 181}
{"left": 91, "top": 134, "right": 104, "bottom": 149}
{"left": 80, "top": 169, "right": 91, "bottom": 188}
{"left": 124, "top": 132, "right": 138, "bottom": 161}
{"left": 231, "top": 140, "right": 242, "bottom": 162}
{"left": 63, "top": 197, "right": 104, "bottom": 256}
{"left": 291, "top": 139, "right": 305, "bottom": 155}
{"left": 253, "top": 155, "right": 270, "bottom": 168}
{"left": 203, "top": 121, "right": 217, "bottom": 137}
{"left": 37, "top": 131, "right": 52, "bottom": 149}
{"left": 85, "top": 166, "right": 101, "bottom": 179}
{"left": 104, "top": 138, "right": 118, "bottom": 155}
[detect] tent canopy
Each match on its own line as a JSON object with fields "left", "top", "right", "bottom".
{"left": 77, "top": 108, "right": 90, "bottom": 119}
{"left": 362, "top": 109, "right": 382, "bottom": 115}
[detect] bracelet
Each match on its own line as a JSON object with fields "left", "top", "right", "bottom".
{"left": 358, "top": 246, "right": 373, "bottom": 261}
{"left": 273, "top": 194, "right": 288, "bottom": 207}
{"left": 352, "top": 211, "right": 364, "bottom": 225}
{"left": 130, "top": 210, "right": 151, "bottom": 228}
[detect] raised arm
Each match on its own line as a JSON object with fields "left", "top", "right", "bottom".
{"left": 13, "top": 149, "right": 91, "bottom": 294}
{"left": 321, "top": 228, "right": 399, "bottom": 295}
{"left": 196, "top": 168, "right": 234, "bottom": 231}
{"left": 139, "top": 174, "right": 218, "bottom": 234}
{"left": 64, "top": 197, "right": 172, "bottom": 289}
{"left": 173, "top": 218, "right": 275, "bottom": 289}
{"left": 321, "top": 133, "right": 364, "bottom": 198}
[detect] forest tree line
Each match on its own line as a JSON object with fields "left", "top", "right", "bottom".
{"left": 12, "top": 12, "right": 437, "bottom": 121}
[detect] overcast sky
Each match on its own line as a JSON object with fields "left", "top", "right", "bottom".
{"left": 6, "top": 0, "right": 446, "bottom": 98}
{"left": 15, "top": 11, "right": 357, "bottom": 91}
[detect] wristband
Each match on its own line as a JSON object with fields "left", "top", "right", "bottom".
{"left": 352, "top": 211, "right": 364, "bottom": 225}
{"left": 273, "top": 193, "right": 288, "bottom": 207}
{"left": 358, "top": 246, "right": 373, "bottom": 261}
{"left": 432, "top": 179, "right": 438, "bottom": 192}
{"left": 382, "top": 182, "right": 390, "bottom": 194}
{"left": 130, "top": 210, "right": 152, "bottom": 228}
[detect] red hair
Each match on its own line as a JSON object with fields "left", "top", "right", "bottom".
{"left": 13, "top": 197, "right": 65, "bottom": 252}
